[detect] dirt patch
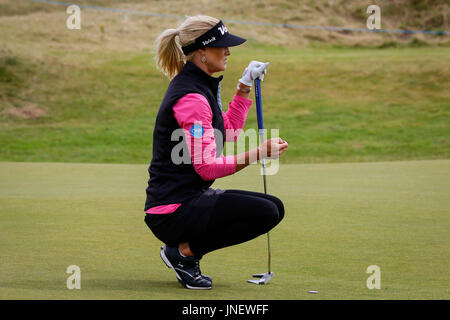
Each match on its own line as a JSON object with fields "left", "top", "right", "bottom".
{"left": 2, "top": 99, "right": 47, "bottom": 119}
{"left": 296, "top": 109, "right": 314, "bottom": 116}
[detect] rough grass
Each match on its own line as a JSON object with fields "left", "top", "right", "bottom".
{"left": 0, "top": 44, "right": 448, "bottom": 164}
{"left": 1, "top": 0, "right": 449, "bottom": 47}
{"left": 0, "top": 1, "right": 449, "bottom": 164}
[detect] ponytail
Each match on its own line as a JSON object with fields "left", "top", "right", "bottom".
{"left": 154, "top": 15, "right": 220, "bottom": 79}
{"left": 155, "top": 28, "right": 184, "bottom": 80}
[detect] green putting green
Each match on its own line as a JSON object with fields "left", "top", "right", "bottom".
{"left": 0, "top": 160, "right": 448, "bottom": 299}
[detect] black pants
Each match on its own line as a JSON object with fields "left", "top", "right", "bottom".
{"left": 145, "top": 189, "right": 285, "bottom": 257}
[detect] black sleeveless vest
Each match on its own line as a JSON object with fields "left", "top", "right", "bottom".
{"left": 144, "top": 61, "right": 226, "bottom": 211}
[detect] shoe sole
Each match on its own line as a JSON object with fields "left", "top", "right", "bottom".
{"left": 160, "top": 246, "right": 212, "bottom": 290}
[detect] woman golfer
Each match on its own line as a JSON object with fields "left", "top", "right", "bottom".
{"left": 144, "top": 15, "right": 288, "bottom": 289}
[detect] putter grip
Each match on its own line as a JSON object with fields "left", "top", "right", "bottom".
{"left": 254, "top": 78, "right": 264, "bottom": 131}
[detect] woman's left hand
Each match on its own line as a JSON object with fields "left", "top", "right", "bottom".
{"left": 239, "top": 61, "right": 270, "bottom": 87}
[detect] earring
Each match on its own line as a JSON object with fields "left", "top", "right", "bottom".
{"left": 201, "top": 55, "right": 207, "bottom": 64}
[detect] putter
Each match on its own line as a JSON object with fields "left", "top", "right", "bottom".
{"left": 248, "top": 77, "right": 274, "bottom": 285}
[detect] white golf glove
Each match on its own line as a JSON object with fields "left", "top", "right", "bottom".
{"left": 239, "top": 61, "right": 270, "bottom": 87}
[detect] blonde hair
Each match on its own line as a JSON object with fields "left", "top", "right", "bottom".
{"left": 155, "top": 15, "right": 220, "bottom": 79}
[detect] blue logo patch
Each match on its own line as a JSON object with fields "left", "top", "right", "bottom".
{"left": 190, "top": 124, "right": 204, "bottom": 138}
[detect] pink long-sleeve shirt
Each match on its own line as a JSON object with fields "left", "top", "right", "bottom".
{"left": 145, "top": 93, "right": 252, "bottom": 214}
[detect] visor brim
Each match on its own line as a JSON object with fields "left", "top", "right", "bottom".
{"left": 206, "top": 33, "right": 246, "bottom": 48}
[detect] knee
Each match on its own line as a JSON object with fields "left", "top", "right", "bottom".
{"left": 263, "top": 201, "right": 282, "bottom": 229}
{"left": 266, "top": 195, "right": 285, "bottom": 224}
{"left": 275, "top": 199, "right": 285, "bottom": 222}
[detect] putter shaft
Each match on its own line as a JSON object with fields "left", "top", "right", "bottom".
{"left": 258, "top": 86, "right": 271, "bottom": 276}
{"left": 260, "top": 135, "right": 271, "bottom": 275}
{"left": 248, "top": 77, "right": 273, "bottom": 284}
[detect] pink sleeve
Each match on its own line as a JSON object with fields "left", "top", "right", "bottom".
{"left": 222, "top": 94, "right": 253, "bottom": 142}
{"left": 173, "top": 93, "right": 236, "bottom": 181}
{"left": 146, "top": 203, "right": 181, "bottom": 214}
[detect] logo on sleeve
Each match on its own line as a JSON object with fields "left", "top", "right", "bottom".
{"left": 190, "top": 124, "right": 204, "bottom": 138}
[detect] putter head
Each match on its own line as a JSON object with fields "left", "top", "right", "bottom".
{"left": 247, "top": 272, "right": 274, "bottom": 285}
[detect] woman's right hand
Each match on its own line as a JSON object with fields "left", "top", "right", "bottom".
{"left": 258, "top": 137, "right": 289, "bottom": 160}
